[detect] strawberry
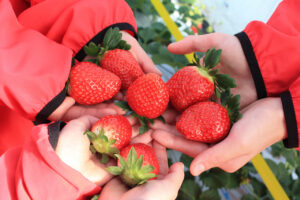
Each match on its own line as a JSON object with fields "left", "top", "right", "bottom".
{"left": 176, "top": 91, "right": 242, "bottom": 143}
{"left": 84, "top": 27, "right": 144, "bottom": 89}
{"left": 100, "top": 49, "right": 144, "bottom": 89}
{"left": 126, "top": 73, "right": 169, "bottom": 119}
{"left": 167, "top": 48, "right": 236, "bottom": 112}
{"left": 106, "top": 143, "right": 160, "bottom": 187}
{"left": 68, "top": 62, "right": 121, "bottom": 105}
{"left": 85, "top": 115, "right": 132, "bottom": 163}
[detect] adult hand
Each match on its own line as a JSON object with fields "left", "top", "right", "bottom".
{"left": 168, "top": 33, "right": 257, "bottom": 108}
{"left": 55, "top": 115, "right": 115, "bottom": 186}
{"left": 98, "top": 142, "right": 184, "bottom": 200}
{"left": 152, "top": 98, "right": 287, "bottom": 176}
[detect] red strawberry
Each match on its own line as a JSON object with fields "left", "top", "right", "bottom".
{"left": 167, "top": 48, "right": 236, "bottom": 112}
{"left": 100, "top": 49, "right": 144, "bottom": 89}
{"left": 85, "top": 115, "right": 132, "bottom": 163}
{"left": 176, "top": 92, "right": 241, "bottom": 143}
{"left": 68, "top": 62, "right": 121, "bottom": 105}
{"left": 107, "top": 143, "right": 160, "bottom": 187}
{"left": 127, "top": 73, "right": 169, "bottom": 119}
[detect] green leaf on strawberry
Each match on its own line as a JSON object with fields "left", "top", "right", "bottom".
{"left": 221, "top": 89, "right": 242, "bottom": 124}
{"left": 204, "top": 47, "right": 222, "bottom": 69}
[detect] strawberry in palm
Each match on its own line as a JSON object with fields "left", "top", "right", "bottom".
{"left": 85, "top": 115, "right": 132, "bottom": 163}
{"left": 176, "top": 91, "right": 242, "bottom": 143}
{"left": 127, "top": 73, "right": 169, "bottom": 119}
{"left": 107, "top": 143, "right": 160, "bottom": 187}
{"left": 167, "top": 48, "right": 236, "bottom": 112}
{"left": 84, "top": 28, "right": 144, "bottom": 89}
{"left": 68, "top": 62, "right": 121, "bottom": 105}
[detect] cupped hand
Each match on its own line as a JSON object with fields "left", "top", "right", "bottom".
{"left": 152, "top": 98, "right": 287, "bottom": 176}
{"left": 55, "top": 115, "right": 115, "bottom": 186}
{"left": 168, "top": 33, "right": 257, "bottom": 108}
{"left": 98, "top": 141, "right": 184, "bottom": 200}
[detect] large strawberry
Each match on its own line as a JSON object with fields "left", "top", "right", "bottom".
{"left": 176, "top": 91, "right": 241, "bottom": 143}
{"left": 68, "top": 62, "right": 121, "bottom": 105}
{"left": 167, "top": 48, "right": 236, "bottom": 112}
{"left": 126, "top": 73, "right": 169, "bottom": 119}
{"left": 84, "top": 27, "right": 144, "bottom": 89}
{"left": 106, "top": 143, "right": 160, "bottom": 187}
{"left": 85, "top": 115, "right": 132, "bottom": 163}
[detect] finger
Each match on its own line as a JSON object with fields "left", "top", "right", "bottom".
{"left": 98, "top": 178, "right": 128, "bottom": 200}
{"left": 150, "top": 121, "right": 179, "bottom": 135}
{"left": 168, "top": 33, "right": 222, "bottom": 55}
{"left": 152, "top": 141, "right": 168, "bottom": 177}
{"left": 160, "top": 162, "right": 184, "bottom": 192}
{"left": 125, "top": 115, "right": 138, "bottom": 126}
{"left": 152, "top": 130, "right": 208, "bottom": 157}
{"left": 161, "top": 108, "right": 179, "bottom": 124}
{"left": 220, "top": 153, "right": 254, "bottom": 173}
{"left": 136, "top": 48, "right": 162, "bottom": 75}
{"left": 130, "top": 130, "right": 153, "bottom": 144}
{"left": 64, "top": 115, "right": 99, "bottom": 133}
{"left": 113, "top": 92, "right": 124, "bottom": 101}
{"left": 190, "top": 137, "right": 242, "bottom": 176}
{"left": 107, "top": 103, "right": 126, "bottom": 115}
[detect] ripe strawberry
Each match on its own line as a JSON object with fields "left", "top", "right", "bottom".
{"left": 127, "top": 73, "right": 169, "bottom": 119}
{"left": 84, "top": 27, "right": 143, "bottom": 89}
{"left": 68, "top": 62, "right": 121, "bottom": 105}
{"left": 100, "top": 49, "right": 144, "bottom": 89}
{"left": 106, "top": 143, "right": 159, "bottom": 187}
{"left": 167, "top": 48, "right": 236, "bottom": 112}
{"left": 176, "top": 91, "right": 241, "bottom": 143}
{"left": 85, "top": 115, "right": 132, "bottom": 163}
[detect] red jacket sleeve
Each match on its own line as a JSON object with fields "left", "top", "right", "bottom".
{"left": 235, "top": 0, "right": 300, "bottom": 97}
{"left": 235, "top": 0, "right": 300, "bottom": 148}
{"left": 0, "top": 0, "right": 73, "bottom": 123}
{"left": 0, "top": 122, "right": 100, "bottom": 200}
{"left": 18, "top": 0, "right": 137, "bottom": 61}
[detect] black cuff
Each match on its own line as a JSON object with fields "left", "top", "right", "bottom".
{"left": 281, "top": 91, "right": 299, "bottom": 148}
{"left": 34, "top": 89, "right": 66, "bottom": 125}
{"left": 235, "top": 32, "right": 267, "bottom": 99}
{"left": 75, "top": 23, "right": 138, "bottom": 61}
{"left": 48, "top": 121, "right": 66, "bottom": 150}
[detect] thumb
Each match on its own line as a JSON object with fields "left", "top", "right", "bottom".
{"left": 168, "top": 33, "right": 222, "bottom": 55}
{"left": 189, "top": 138, "right": 239, "bottom": 176}
{"left": 161, "top": 162, "right": 185, "bottom": 191}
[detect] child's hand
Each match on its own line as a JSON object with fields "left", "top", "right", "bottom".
{"left": 152, "top": 98, "right": 287, "bottom": 176}
{"left": 55, "top": 115, "right": 115, "bottom": 186}
{"left": 98, "top": 142, "right": 184, "bottom": 200}
{"left": 168, "top": 33, "right": 257, "bottom": 109}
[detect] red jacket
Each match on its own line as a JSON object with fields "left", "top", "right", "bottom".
{"left": 0, "top": 0, "right": 137, "bottom": 154}
{"left": 235, "top": 0, "right": 300, "bottom": 149}
{"left": 0, "top": 0, "right": 136, "bottom": 198}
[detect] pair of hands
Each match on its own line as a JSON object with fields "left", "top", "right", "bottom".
{"left": 55, "top": 115, "right": 184, "bottom": 200}
{"left": 151, "top": 33, "right": 287, "bottom": 176}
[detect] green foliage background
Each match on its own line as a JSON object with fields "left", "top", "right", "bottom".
{"left": 126, "top": 0, "right": 300, "bottom": 199}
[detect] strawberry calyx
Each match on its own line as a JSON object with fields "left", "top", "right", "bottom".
{"left": 114, "top": 100, "right": 165, "bottom": 134}
{"left": 84, "top": 128, "right": 120, "bottom": 164}
{"left": 220, "top": 89, "right": 242, "bottom": 125}
{"left": 106, "top": 147, "right": 157, "bottom": 187}
{"left": 192, "top": 48, "right": 236, "bottom": 99}
{"left": 83, "top": 27, "right": 131, "bottom": 64}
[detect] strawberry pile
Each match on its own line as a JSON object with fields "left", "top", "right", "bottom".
{"left": 66, "top": 27, "right": 242, "bottom": 187}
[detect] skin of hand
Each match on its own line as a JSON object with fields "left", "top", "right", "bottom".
{"left": 98, "top": 141, "right": 185, "bottom": 200}
{"left": 55, "top": 115, "right": 153, "bottom": 186}
{"left": 50, "top": 30, "right": 161, "bottom": 122}
{"left": 152, "top": 98, "right": 287, "bottom": 176}
{"left": 168, "top": 33, "right": 257, "bottom": 109}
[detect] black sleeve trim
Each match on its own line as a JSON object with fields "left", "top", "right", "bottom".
{"left": 34, "top": 89, "right": 66, "bottom": 125}
{"left": 75, "top": 23, "right": 138, "bottom": 61}
{"left": 235, "top": 32, "right": 267, "bottom": 99}
{"left": 281, "top": 91, "right": 299, "bottom": 148}
{"left": 48, "top": 121, "right": 66, "bottom": 150}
